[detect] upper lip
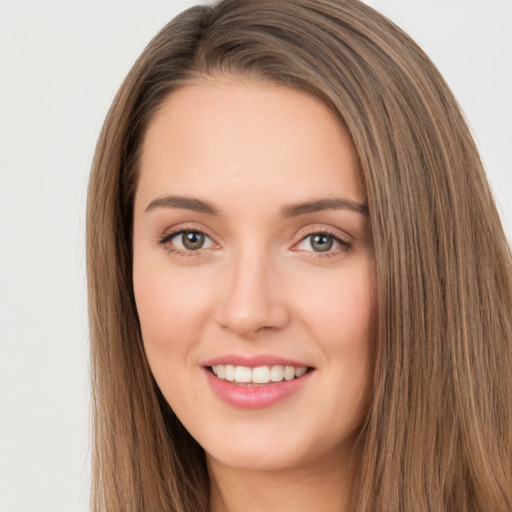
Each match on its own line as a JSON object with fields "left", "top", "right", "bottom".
{"left": 202, "top": 353, "right": 313, "bottom": 368}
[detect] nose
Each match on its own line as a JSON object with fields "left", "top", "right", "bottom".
{"left": 214, "top": 248, "right": 291, "bottom": 337}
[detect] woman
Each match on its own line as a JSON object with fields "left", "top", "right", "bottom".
{"left": 86, "top": 0, "right": 512, "bottom": 510}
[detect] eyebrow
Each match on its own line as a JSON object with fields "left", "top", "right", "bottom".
{"left": 281, "top": 198, "right": 369, "bottom": 217}
{"left": 145, "top": 195, "right": 368, "bottom": 217}
{"left": 145, "top": 195, "right": 219, "bottom": 215}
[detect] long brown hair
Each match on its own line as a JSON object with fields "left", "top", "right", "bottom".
{"left": 86, "top": 1, "right": 512, "bottom": 510}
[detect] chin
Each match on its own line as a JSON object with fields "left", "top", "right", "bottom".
{"left": 198, "top": 417, "right": 356, "bottom": 474}
{"left": 206, "top": 440, "right": 312, "bottom": 473}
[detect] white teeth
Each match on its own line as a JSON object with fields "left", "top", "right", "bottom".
{"left": 211, "top": 364, "right": 309, "bottom": 384}
{"left": 284, "top": 366, "right": 295, "bottom": 381}
{"left": 270, "top": 365, "right": 284, "bottom": 382}
{"left": 252, "top": 366, "right": 270, "bottom": 384}
{"left": 216, "top": 364, "right": 226, "bottom": 379}
{"left": 234, "top": 366, "right": 252, "bottom": 383}
{"left": 295, "top": 367, "right": 307, "bottom": 378}
{"left": 225, "top": 364, "right": 235, "bottom": 381}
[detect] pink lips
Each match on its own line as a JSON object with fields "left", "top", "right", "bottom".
{"left": 202, "top": 354, "right": 313, "bottom": 410}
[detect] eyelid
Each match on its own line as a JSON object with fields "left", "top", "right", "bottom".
{"left": 157, "top": 223, "right": 352, "bottom": 258}
{"left": 158, "top": 223, "right": 220, "bottom": 253}
{"left": 294, "top": 225, "right": 351, "bottom": 243}
{"left": 291, "top": 225, "right": 352, "bottom": 254}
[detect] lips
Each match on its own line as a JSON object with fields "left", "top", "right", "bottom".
{"left": 202, "top": 354, "right": 314, "bottom": 409}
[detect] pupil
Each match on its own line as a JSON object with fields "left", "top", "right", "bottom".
{"left": 182, "top": 232, "right": 204, "bottom": 250}
{"left": 311, "top": 234, "right": 333, "bottom": 252}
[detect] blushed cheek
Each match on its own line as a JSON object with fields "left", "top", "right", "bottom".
{"left": 303, "top": 265, "right": 376, "bottom": 375}
{"left": 133, "top": 266, "right": 215, "bottom": 356}
{"left": 315, "top": 271, "right": 373, "bottom": 329}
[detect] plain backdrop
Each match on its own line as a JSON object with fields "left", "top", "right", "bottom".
{"left": 0, "top": 1, "right": 510, "bottom": 511}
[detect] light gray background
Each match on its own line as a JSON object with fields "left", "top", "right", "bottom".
{"left": 0, "top": 1, "right": 510, "bottom": 511}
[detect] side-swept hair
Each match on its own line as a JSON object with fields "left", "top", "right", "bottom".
{"left": 86, "top": 1, "right": 512, "bottom": 510}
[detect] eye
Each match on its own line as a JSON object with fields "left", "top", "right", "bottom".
{"left": 294, "top": 232, "right": 350, "bottom": 253}
{"left": 160, "top": 230, "right": 215, "bottom": 252}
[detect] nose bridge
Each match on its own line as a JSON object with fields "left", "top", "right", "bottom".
{"left": 216, "top": 241, "right": 289, "bottom": 335}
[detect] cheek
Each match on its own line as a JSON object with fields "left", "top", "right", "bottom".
{"left": 298, "top": 262, "right": 376, "bottom": 347}
{"left": 295, "top": 261, "right": 376, "bottom": 406}
{"left": 133, "top": 258, "right": 215, "bottom": 361}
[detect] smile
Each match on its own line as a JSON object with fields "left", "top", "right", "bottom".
{"left": 204, "top": 359, "right": 314, "bottom": 409}
{"left": 211, "top": 364, "right": 308, "bottom": 385}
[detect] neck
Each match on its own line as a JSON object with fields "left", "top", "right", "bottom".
{"left": 208, "top": 451, "right": 357, "bottom": 512}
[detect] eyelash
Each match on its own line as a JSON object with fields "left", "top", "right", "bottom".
{"left": 158, "top": 227, "right": 352, "bottom": 259}
{"left": 292, "top": 228, "right": 352, "bottom": 259}
{"left": 158, "top": 226, "right": 216, "bottom": 258}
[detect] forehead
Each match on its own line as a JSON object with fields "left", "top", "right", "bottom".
{"left": 136, "top": 78, "right": 364, "bottom": 211}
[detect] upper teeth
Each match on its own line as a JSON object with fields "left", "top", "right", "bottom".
{"left": 211, "top": 364, "right": 308, "bottom": 384}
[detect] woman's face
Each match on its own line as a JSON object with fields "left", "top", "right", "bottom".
{"left": 133, "top": 78, "right": 375, "bottom": 473}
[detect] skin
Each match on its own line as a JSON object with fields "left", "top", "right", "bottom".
{"left": 133, "top": 77, "right": 376, "bottom": 512}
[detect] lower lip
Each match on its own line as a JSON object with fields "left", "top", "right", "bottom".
{"left": 204, "top": 369, "right": 312, "bottom": 409}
